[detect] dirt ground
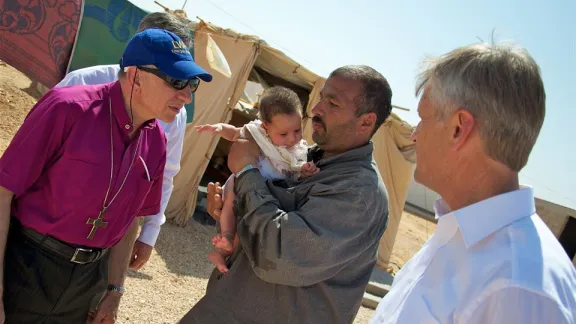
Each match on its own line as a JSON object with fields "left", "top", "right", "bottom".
{"left": 0, "top": 62, "right": 436, "bottom": 323}
{"left": 388, "top": 211, "right": 436, "bottom": 271}
{"left": 0, "top": 63, "right": 41, "bottom": 152}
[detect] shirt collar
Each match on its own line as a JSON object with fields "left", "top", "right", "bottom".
{"left": 108, "top": 81, "right": 157, "bottom": 135}
{"left": 434, "top": 185, "right": 536, "bottom": 249}
{"left": 308, "top": 141, "right": 374, "bottom": 166}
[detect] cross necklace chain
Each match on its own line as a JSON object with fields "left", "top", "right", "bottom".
{"left": 86, "top": 97, "right": 141, "bottom": 239}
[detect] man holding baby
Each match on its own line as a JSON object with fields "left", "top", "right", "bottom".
{"left": 179, "top": 65, "right": 392, "bottom": 324}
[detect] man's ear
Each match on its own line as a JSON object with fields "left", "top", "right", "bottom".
{"left": 357, "top": 112, "right": 377, "bottom": 135}
{"left": 124, "top": 67, "right": 140, "bottom": 87}
{"left": 451, "top": 109, "right": 476, "bottom": 150}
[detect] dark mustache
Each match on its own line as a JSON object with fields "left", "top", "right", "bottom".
{"left": 311, "top": 116, "right": 325, "bottom": 128}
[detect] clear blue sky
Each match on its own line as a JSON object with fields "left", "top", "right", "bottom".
{"left": 138, "top": 0, "right": 576, "bottom": 210}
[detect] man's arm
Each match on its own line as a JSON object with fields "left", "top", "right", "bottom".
{"left": 458, "top": 286, "right": 571, "bottom": 324}
{"left": 127, "top": 129, "right": 167, "bottom": 272}
{"left": 55, "top": 71, "right": 86, "bottom": 87}
{"left": 107, "top": 219, "right": 139, "bottom": 288}
{"left": 0, "top": 90, "right": 79, "bottom": 314}
{"left": 91, "top": 218, "right": 139, "bottom": 323}
{"left": 233, "top": 169, "right": 387, "bottom": 287}
{"left": 55, "top": 65, "right": 119, "bottom": 88}
{"left": 0, "top": 187, "right": 13, "bottom": 301}
{"left": 137, "top": 111, "right": 186, "bottom": 246}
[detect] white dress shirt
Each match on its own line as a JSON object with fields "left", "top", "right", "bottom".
{"left": 371, "top": 186, "right": 576, "bottom": 324}
{"left": 55, "top": 64, "right": 187, "bottom": 246}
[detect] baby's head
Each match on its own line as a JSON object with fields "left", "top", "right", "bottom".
{"left": 258, "top": 86, "right": 303, "bottom": 148}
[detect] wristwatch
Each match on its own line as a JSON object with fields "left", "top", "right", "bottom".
{"left": 107, "top": 284, "right": 125, "bottom": 294}
{"left": 236, "top": 164, "right": 256, "bottom": 177}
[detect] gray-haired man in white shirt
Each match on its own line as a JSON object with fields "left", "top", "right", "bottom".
{"left": 56, "top": 12, "right": 193, "bottom": 270}
{"left": 371, "top": 43, "right": 576, "bottom": 323}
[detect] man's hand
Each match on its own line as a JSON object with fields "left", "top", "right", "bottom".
{"left": 227, "top": 139, "right": 259, "bottom": 174}
{"left": 87, "top": 292, "right": 120, "bottom": 324}
{"left": 129, "top": 240, "right": 153, "bottom": 271}
{"left": 206, "top": 182, "right": 223, "bottom": 222}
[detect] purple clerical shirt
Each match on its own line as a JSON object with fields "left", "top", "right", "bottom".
{"left": 0, "top": 81, "right": 166, "bottom": 248}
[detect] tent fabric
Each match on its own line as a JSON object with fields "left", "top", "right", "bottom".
{"left": 302, "top": 78, "right": 325, "bottom": 143}
{"left": 371, "top": 113, "right": 416, "bottom": 267}
{"left": 0, "top": 0, "right": 82, "bottom": 87}
{"left": 165, "top": 23, "right": 259, "bottom": 225}
{"left": 187, "top": 20, "right": 319, "bottom": 91}
{"left": 255, "top": 44, "right": 318, "bottom": 90}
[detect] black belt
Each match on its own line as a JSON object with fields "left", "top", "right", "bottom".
{"left": 18, "top": 225, "right": 108, "bottom": 265}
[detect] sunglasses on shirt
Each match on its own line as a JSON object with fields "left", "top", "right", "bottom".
{"left": 137, "top": 66, "right": 200, "bottom": 92}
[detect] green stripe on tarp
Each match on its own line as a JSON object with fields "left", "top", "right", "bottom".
{"left": 67, "top": 0, "right": 195, "bottom": 121}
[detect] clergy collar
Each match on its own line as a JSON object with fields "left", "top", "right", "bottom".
{"left": 108, "top": 81, "right": 157, "bottom": 135}
{"left": 434, "top": 186, "right": 536, "bottom": 249}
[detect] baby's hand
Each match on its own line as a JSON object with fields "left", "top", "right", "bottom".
{"left": 195, "top": 124, "right": 222, "bottom": 135}
{"left": 300, "top": 162, "right": 319, "bottom": 178}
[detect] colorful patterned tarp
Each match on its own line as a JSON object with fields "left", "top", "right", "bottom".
{"left": 0, "top": 0, "right": 82, "bottom": 88}
{"left": 0, "top": 0, "right": 196, "bottom": 121}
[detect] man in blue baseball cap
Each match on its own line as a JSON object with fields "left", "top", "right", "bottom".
{"left": 56, "top": 13, "right": 207, "bottom": 279}
{"left": 0, "top": 28, "right": 211, "bottom": 324}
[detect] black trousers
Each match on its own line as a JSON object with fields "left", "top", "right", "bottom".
{"left": 3, "top": 224, "right": 109, "bottom": 324}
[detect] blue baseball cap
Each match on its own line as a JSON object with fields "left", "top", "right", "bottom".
{"left": 119, "top": 28, "right": 213, "bottom": 82}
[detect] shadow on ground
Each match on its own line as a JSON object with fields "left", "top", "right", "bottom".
{"left": 127, "top": 269, "right": 154, "bottom": 280}
{"left": 152, "top": 210, "right": 218, "bottom": 279}
{"left": 21, "top": 82, "right": 43, "bottom": 101}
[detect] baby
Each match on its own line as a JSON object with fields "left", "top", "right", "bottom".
{"left": 195, "top": 86, "right": 318, "bottom": 273}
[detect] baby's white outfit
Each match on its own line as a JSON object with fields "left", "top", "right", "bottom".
{"left": 222, "top": 119, "right": 308, "bottom": 200}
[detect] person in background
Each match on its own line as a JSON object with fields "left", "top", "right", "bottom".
{"left": 180, "top": 65, "right": 392, "bottom": 324}
{"left": 0, "top": 29, "right": 211, "bottom": 323}
{"left": 370, "top": 42, "right": 576, "bottom": 324}
{"left": 56, "top": 11, "right": 195, "bottom": 271}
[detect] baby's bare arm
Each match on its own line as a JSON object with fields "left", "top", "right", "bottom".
{"left": 219, "top": 124, "right": 242, "bottom": 141}
{"left": 195, "top": 123, "right": 241, "bottom": 142}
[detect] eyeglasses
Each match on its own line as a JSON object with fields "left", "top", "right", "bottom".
{"left": 137, "top": 66, "right": 200, "bottom": 92}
